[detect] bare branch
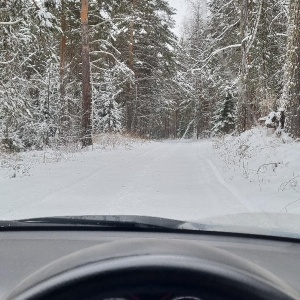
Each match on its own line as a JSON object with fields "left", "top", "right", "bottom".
{"left": 191, "top": 44, "right": 241, "bottom": 72}
{"left": 90, "top": 50, "right": 121, "bottom": 63}
{"left": 246, "top": 0, "right": 263, "bottom": 54}
{"left": 212, "top": 19, "right": 240, "bottom": 43}
{"left": 31, "top": 0, "right": 40, "bottom": 10}
{"left": 280, "top": 198, "right": 300, "bottom": 213}
{"left": 0, "top": 56, "right": 16, "bottom": 65}
{"left": 0, "top": 19, "right": 22, "bottom": 25}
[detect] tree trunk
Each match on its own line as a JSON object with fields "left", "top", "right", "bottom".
{"left": 282, "top": 0, "right": 300, "bottom": 137}
{"left": 81, "top": 0, "right": 92, "bottom": 146}
{"left": 237, "top": 0, "right": 250, "bottom": 133}
{"left": 126, "top": 0, "right": 136, "bottom": 132}
{"left": 237, "top": 0, "right": 263, "bottom": 132}
{"left": 60, "top": 0, "right": 68, "bottom": 140}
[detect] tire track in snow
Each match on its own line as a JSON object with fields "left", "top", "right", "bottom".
{"left": 196, "top": 141, "right": 261, "bottom": 213}
{"left": 0, "top": 142, "right": 161, "bottom": 219}
{"left": 204, "top": 155, "right": 260, "bottom": 213}
{"left": 34, "top": 143, "right": 161, "bottom": 202}
{"left": 112, "top": 142, "right": 174, "bottom": 205}
{"left": 196, "top": 142, "right": 284, "bottom": 228}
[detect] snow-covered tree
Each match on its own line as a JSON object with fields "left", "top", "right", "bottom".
{"left": 213, "top": 89, "right": 236, "bottom": 135}
{"left": 281, "top": 0, "right": 300, "bottom": 137}
{"left": 93, "top": 69, "right": 124, "bottom": 133}
{"left": 0, "top": 0, "right": 60, "bottom": 150}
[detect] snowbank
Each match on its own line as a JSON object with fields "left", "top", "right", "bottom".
{"left": 212, "top": 127, "right": 300, "bottom": 215}
{"left": 0, "top": 133, "right": 145, "bottom": 179}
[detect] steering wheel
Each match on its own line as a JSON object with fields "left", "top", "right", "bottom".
{"left": 7, "top": 239, "right": 299, "bottom": 300}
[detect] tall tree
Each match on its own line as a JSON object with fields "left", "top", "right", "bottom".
{"left": 281, "top": 0, "right": 300, "bottom": 137}
{"left": 81, "top": 0, "right": 92, "bottom": 146}
{"left": 0, "top": 0, "right": 60, "bottom": 150}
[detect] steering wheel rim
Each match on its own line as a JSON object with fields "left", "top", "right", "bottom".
{"left": 7, "top": 239, "right": 299, "bottom": 300}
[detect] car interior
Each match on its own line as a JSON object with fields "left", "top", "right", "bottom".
{"left": 1, "top": 218, "right": 300, "bottom": 300}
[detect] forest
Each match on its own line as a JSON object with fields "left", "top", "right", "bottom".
{"left": 1, "top": 0, "right": 300, "bottom": 151}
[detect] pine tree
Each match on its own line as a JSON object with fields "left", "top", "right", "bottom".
{"left": 89, "top": 0, "right": 178, "bottom": 137}
{"left": 0, "top": 0, "right": 59, "bottom": 150}
{"left": 213, "top": 89, "right": 236, "bottom": 135}
{"left": 93, "top": 68, "right": 124, "bottom": 133}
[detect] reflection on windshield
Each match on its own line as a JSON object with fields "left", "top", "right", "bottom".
{"left": 1, "top": 0, "right": 300, "bottom": 238}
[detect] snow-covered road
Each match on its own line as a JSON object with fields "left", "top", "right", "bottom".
{"left": 0, "top": 140, "right": 259, "bottom": 221}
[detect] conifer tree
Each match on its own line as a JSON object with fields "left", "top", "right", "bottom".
{"left": 213, "top": 89, "right": 236, "bottom": 135}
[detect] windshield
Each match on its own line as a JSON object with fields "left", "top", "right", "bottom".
{"left": 1, "top": 0, "right": 300, "bottom": 238}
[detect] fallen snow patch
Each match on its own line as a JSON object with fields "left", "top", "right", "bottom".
{"left": 0, "top": 134, "right": 146, "bottom": 179}
{"left": 212, "top": 127, "right": 300, "bottom": 214}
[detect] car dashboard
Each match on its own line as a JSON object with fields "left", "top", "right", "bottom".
{"left": 1, "top": 229, "right": 300, "bottom": 300}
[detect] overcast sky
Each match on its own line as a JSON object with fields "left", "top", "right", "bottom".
{"left": 167, "top": 0, "right": 188, "bottom": 36}
{"left": 167, "top": 0, "right": 208, "bottom": 37}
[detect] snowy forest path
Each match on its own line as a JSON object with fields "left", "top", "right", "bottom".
{"left": 0, "top": 140, "right": 260, "bottom": 221}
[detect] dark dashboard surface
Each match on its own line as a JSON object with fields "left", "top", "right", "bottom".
{"left": 1, "top": 230, "right": 300, "bottom": 300}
